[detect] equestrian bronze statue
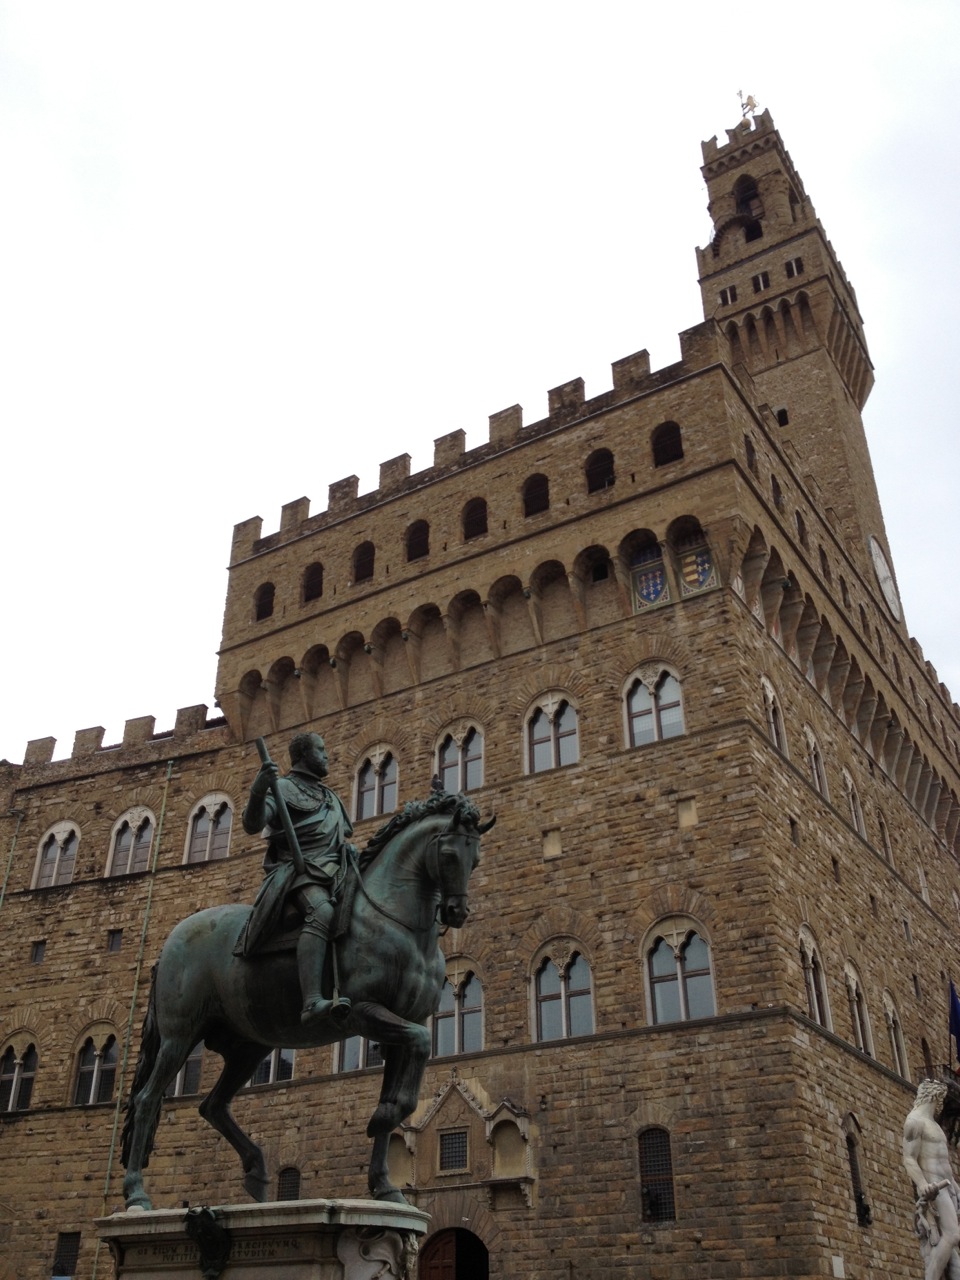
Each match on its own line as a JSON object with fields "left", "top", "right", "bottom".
{"left": 120, "top": 732, "right": 494, "bottom": 1211}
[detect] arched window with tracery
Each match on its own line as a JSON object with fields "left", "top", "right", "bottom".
{"left": 73, "top": 1033, "right": 118, "bottom": 1105}
{"left": 437, "top": 727, "right": 484, "bottom": 793}
{"left": 761, "top": 677, "right": 787, "bottom": 754}
{"left": 522, "top": 473, "right": 550, "bottom": 516}
{"left": 254, "top": 582, "right": 275, "bottom": 620}
{"left": 107, "top": 810, "right": 155, "bottom": 877}
{"left": 646, "top": 920, "right": 716, "bottom": 1024}
{"left": 527, "top": 697, "right": 579, "bottom": 773}
{"left": 33, "top": 823, "right": 80, "bottom": 889}
{"left": 185, "top": 795, "right": 234, "bottom": 864}
{"left": 799, "top": 926, "right": 831, "bottom": 1029}
{"left": 0, "top": 1043, "right": 37, "bottom": 1111}
{"left": 355, "top": 750, "right": 398, "bottom": 820}
{"left": 406, "top": 520, "right": 430, "bottom": 562}
{"left": 805, "top": 727, "right": 829, "bottom": 798}
{"left": 882, "top": 991, "right": 909, "bottom": 1079}
{"left": 842, "top": 770, "right": 865, "bottom": 837}
{"left": 652, "top": 422, "right": 683, "bottom": 467}
{"left": 626, "top": 670, "right": 685, "bottom": 747}
{"left": 585, "top": 448, "right": 615, "bottom": 493}
{"left": 535, "top": 952, "right": 594, "bottom": 1041}
{"left": 843, "top": 963, "right": 873, "bottom": 1056}
{"left": 353, "top": 541, "right": 375, "bottom": 583}
{"left": 877, "top": 811, "right": 893, "bottom": 866}
{"left": 302, "top": 562, "right": 324, "bottom": 602}
{"left": 462, "top": 497, "right": 488, "bottom": 540}
{"left": 432, "top": 973, "right": 483, "bottom": 1056}
{"left": 639, "top": 1126, "right": 676, "bottom": 1222}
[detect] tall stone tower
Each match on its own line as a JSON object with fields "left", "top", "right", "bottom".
{"left": 696, "top": 109, "right": 900, "bottom": 613}
{"left": 0, "top": 110, "right": 958, "bottom": 1280}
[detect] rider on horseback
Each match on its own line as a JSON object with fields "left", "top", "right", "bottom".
{"left": 238, "top": 732, "right": 354, "bottom": 1026}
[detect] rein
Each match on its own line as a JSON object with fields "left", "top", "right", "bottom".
{"left": 347, "top": 835, "right": 446, "bottom": 935}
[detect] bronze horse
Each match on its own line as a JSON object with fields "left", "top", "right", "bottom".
{"left": 121, "top": 793, "right": 492, "bottom": 1210}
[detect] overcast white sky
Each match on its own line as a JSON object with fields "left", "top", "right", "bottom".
{"left": 1, "top": 2, "right": 957, "bottom": 764}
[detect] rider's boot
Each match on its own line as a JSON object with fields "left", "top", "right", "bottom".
{"left": 298, "top": 925, "right": 351, "bottom": 1026}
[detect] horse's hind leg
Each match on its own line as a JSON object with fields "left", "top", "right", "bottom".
{"left": 198, "top": 1039, "right": 272, "bottom": 1203}
{"left": 123, "top": 1034, "right": 196, "bottom": 1210}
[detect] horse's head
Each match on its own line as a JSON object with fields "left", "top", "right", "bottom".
{"left": 435, "top": 808, "right": 495, "bottom": 929}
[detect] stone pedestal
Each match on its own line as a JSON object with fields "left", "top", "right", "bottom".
{"left": 95, "top": 1198, "right": 429, "bottom": 1280}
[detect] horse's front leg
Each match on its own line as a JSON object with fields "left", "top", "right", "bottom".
{"left": 361, "top": 1006, "right": 430, "bottom": 1136}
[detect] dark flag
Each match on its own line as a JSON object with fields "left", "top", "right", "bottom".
{"left": 950, "top": 981, "right": 960, "bottom": 1064}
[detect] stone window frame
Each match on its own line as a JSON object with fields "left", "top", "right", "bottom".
{"left": 521, "top": 472, "right": 550, "bottom": 517}
{"left": 524, "top": 691, "right": 580, "bottom": 775}
{"left": 638, "top": 1125, "right": 676, "bottom": 1223}
{"left": 622, "top": 665, "right": 686, "bottom": 749}
{"left": 431, "top": 957, "right": 484, "bottom": 1057}
{"left": 651, "top": 421, "right": 683, "bottom": 468}
{"left": 253, "top": 581, "right": 275, "bottom": 621}
{"left": 843, "top": 961, "right": 874, "bottom": 1057}
{"left": 277, "top": 1166, "right": 302, "bottom": 1201}
{"left": 301, "top": 561, "right": 324, "bottom": 603}
{"left": 841, "top": 1112, "right": 872, "bottom": 1228}
{"left": 642, "top": 915, "right": 717, "bottom": 1026}
{"left": 32, "top": 821, "right": 81, "bottom": 890}
{"left": 876, "top": 810, "right": 894, "bottom": 868}
{"left": 798, "top": 924, "right": 832, "bottom": 1030}
{"left": 352, "top": 541, "right": 375, "bottom": 584}
{"left": 462, "top": 497, "right": 488, "bottom": 541}
{"left": 803, "top": 725, "right": 830, "bottom": 800}
{"left": 183, "top": 793, "right": 235, "bottom": 865}
{"left": 585, "top": 447, "right": 615, "bottom": 493}
{"left": 353, "top": 744, "right": 400, "bottom": 821}
{"left": 529, "top": 939, "right": 595, "bottom": 1042}
{"left": 72, "top": 1026, "right": 119, "bottom": 1106}
{"left": 435, "top": 721, "right": 485, "bottom": 794}
{"left": 0, "top": 1037, "right": 38, "bottom": 1112}
{"left": 841, "top": 769, "right": 866, "bottom": 838}
{"left": 405, "top": 519, "right": 430, "bottom": 562}
{"left": 760, "top": 675, "right": 787, "bottom": 755}
{"left": 51, "top": 1232, "right": 82, "bottom": 1279}
{"left": 882, "top": 990, "right": 910, "bottom": 1080}
{"left": 105, "top": 807, "right": 156, "bottom": 878}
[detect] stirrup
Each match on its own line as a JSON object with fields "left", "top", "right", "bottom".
{"left": 301, "top": 994, "right": 352, "bottom": 1025}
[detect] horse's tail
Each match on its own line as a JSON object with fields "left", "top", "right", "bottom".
{"left": 120, "top": 962, "right": 162, "bottom": 1169}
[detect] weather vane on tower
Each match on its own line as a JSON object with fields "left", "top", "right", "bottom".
{"left": 738, "top": 90, "right": 759, "bottom": 118}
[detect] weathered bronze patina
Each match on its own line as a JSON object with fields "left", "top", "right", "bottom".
{"left": 120, "top": 734, "right": 493, "bottom": 1211}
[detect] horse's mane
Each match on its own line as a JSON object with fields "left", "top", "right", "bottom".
{"left": 358, "top": 792, "right": 481, "bottom": 871}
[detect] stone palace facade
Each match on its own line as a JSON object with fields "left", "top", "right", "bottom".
{"left": 2, "top": 110, "right": 958, "bottom": 1280}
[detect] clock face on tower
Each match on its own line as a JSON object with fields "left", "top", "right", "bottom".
{"left": 869, "top": 536, "right": 901, "bottom": 621}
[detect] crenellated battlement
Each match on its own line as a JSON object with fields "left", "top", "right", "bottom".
{"left": 13, "top": 705, "right": 231, "bottom": 773}
{"left": 230, "top": 324, "right": 719, "bottom": 564}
